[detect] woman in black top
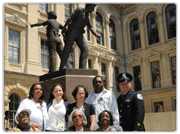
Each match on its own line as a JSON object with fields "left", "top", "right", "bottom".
{"left": 66, "top": 85, "right": 95, "bottom": 130}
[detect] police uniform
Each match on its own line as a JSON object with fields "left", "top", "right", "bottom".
{"left": 116, "top": 72, "right": 145, "bottom": 131}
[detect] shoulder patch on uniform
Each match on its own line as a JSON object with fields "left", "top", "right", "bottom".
{"left": 137, "top": 94, "right": 143, "bottom": 100}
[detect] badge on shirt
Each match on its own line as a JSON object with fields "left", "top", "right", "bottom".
{"left": 137, "top": 94, "right": 143, "bottom": 100}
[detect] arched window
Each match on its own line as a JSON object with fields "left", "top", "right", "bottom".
{"left": 96, "top": 12, "right": 104, "bottom": 46}
{"left": 109, "top": 19, "right": 117, "bottom": 50}
{"left": 130, "top": 18, "right": 141, "bottom": 51}
{"left": 165, "top": 4, "right": 176, "bottom": 39}
{"left": 146, "top": 11, "right": 159, "bottom": 45}
{"left": 9, "top": 93, "right": 20, "bottom": 128}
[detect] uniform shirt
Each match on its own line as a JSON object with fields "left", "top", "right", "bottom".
{"left": 15, "top": 98, "right": 49, "bottom": 131}
{"left": 117, "top": 89, "right": 145, "bottom": 131}
{"left": 86, "top": 88, "right": 119, "bottom": 130}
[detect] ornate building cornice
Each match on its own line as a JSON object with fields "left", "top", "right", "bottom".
{"left": 128, "top": 56, "right": 141, "bottom": 64}
{"left": 110, "top": 4, "right": 136, "bottom": 13}
{"left": 5, "top": 13, "right": 27, "bottom": 27}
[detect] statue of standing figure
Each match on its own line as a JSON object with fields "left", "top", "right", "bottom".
{"left": 30, "top": 11, "right": 64, "bottom": 73}
{"left": 60, "top": 4, "right": 101, "bottom": 71}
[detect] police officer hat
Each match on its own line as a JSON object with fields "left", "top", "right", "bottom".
{"left": 116, "top": 72, "right": 133, "bottom": 83}
{"left": 47, "top": 11, "right": 57, "bottom": 19}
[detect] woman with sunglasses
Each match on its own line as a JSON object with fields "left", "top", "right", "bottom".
{"left": 67, "top": 109, "right": 90, "bottom": 131}
{"left": 66, "top": 85, "right": 95, "bottom": 130}
{"left": 15, "top": 83, "right": 49, "bottom": 131}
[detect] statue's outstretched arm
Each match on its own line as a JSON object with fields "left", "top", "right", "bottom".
{"left": 30, "top": 21, "right": 47, "bottom": 28}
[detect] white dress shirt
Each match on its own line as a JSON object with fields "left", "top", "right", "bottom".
{"left": 15, "top": 98, "right": 49, "bottom": 131}
{"left": 46, "top": 98, "right": 66, "bottom": 131}
{"left": 86, "top": 88, "right": 119, "bottom": 130}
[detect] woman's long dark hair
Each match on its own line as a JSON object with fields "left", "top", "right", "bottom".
{"left": 97, "top": 110, "right": 114, "bottom": 127}
{"left": 28, "top": 83, "right": 44, "bottom": 102}
{"left": 47, "top": 84, "right": 65, "bottom": 105}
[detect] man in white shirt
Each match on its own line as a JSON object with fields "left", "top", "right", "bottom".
{"left": 86, "top": 76, "right": 119, "bottom": 130}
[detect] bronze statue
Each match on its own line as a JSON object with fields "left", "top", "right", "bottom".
{"left": 60, "top": 4, "right": 101, "bottom": 71}
{"left": 30, "top": 11, "right": 64, "bottom": 73}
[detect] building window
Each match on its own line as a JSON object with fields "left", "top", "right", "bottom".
{"left": 41, "top": 39, "right": 49, "bottom": 69}
{"left": 96, "top": 12, "right": 104, "bottom": 46}
{"left": 65, "top": 4, "right": 72, "bottom": 20}
{"left": 154, "top": 101, "right": 164, "bottom": 112}
{"left": 109, "top": 19, "right": 117, "bottom": 50}
{"left": 130, "top": 18, "right": 141, "bottom": 50}
{"left": 66, "top": 48, "right": 75, "bottom": 68}
{"left": 146, "top": 11, "right": 159, "bottom": 45}
{"left": 88, "top": 59, "right": 92, "bottom": 69}
{"left": 101, "top": 63, "right": 107, "bottom": 88}
{"left": 151, "top": 61, "right": 161, "bottom": 88}
{"left": 170, "top": 56, "right": 176, "bottom": 85}
{"left": 133, "top": 66, "right": 142, "bottom": 91}
{"left": 165, "top": 4, "right": 176, "bottom": 39}
{"left": 114, "top": 66, "right": 120, "bottom": 92}
{"left": 9, "top": 93, "right": 20, "bottom": 128}
{"left": 8, "top": 29, "right": 20, "bottom": 63}
{"left": 39, "top": 4, "right": 48, "bottom": 13}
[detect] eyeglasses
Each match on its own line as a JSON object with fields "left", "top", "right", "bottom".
{"left": 19, "top": 112, "right": 30, "bottom": 117}
{"left": 78, "top": 92, "right": 85, "bottom": 95}
{"left": 72, "top": 115, "right": 83, "bottom": 119}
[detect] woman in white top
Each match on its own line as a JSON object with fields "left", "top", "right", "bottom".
{"left": 15, "top": 83, "right": 49, "bottom": 131}
{"left": 46, "top": 84, "right": 66, "bottom": 131}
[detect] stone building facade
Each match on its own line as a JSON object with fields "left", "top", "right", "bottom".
{"left": 4, "top": 3, "right": 176, "bottom": 129}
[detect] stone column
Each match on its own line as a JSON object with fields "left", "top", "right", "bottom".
{"left": 123, "top": 24, "right": 129, "bottom": 55}
{"left": 158, "top": 13, "right": 166, "bottom": 44}
{"left": 25, "top": 4, "right": 42, "bottom": 75}
{"left": 139, "top": 20, "right": 146, "bottom": 50}
{"left": 142, "top": 58, "right": 152, "bottom": 90}
{"left": 105, "top": 20, "right": 110, "bottom": 49}
{"left": 91, "top": 11, "right": 97, "bottom": 45}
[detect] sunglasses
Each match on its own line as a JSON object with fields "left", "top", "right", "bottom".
{"left": 19, "top": 112, "right": 30, "bottom": 117}
{"left": 72, "top": 114, "right": 83, "bottom": 119}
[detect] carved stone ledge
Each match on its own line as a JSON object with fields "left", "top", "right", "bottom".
{"left": 5, "top": 13, "right": 27, "bottom": 27}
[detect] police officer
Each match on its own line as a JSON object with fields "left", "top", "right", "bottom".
{"left": 117, "top": 72, "right": 145, "bottom": 131}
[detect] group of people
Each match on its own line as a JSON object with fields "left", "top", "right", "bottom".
{"left": 8, "top": 72, "right": 145, "bottom": 132}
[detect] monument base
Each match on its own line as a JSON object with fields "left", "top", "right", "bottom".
{"left": 40, "top": 69, "right": 98, "bottom": 103}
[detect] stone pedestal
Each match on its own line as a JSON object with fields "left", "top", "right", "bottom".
{"left": 40, "top": 69, "right": 98, "bottom": 103}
